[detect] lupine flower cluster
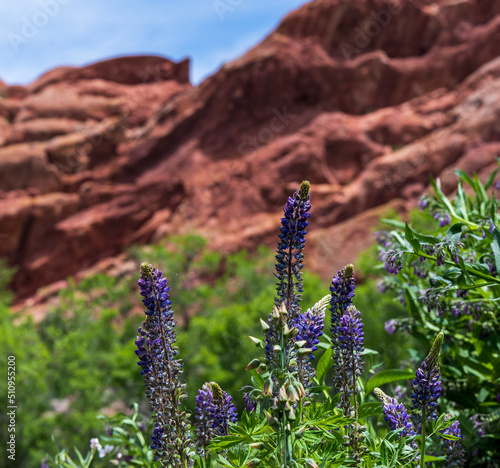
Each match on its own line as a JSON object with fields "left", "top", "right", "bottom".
{"left": 374, "top": 388, "right": 415, "bottom": 439}
{"left": 135, "top": 263, "right": 195, "bottom": 466}
{"left": 329, "top": 264, "right": 356, "bottom": 339}
{"left": 410, "top": 332, "right": 444, "bottom": 427}
{"left": 329, "top": 265, "right": 363, "bottom": 417}
{"left": 195, "top": 382, "right": 237, "bottom": 455}
{"left": 439, "top": 415, "right": 465, "bottom": 467}
{"left": 274, "top": 180, "right": 311, "bottom": 320}
{"left": 265, "top": 181, "right": 320, "bottom": 390}
{"left": 335, "top": 305, "right": 365, "bottom": 416}
{"left": 290, "top": 298, "right": 327, "bottom": 388}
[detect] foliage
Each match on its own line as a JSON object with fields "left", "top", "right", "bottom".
{"left": 44, "top": 180, "right": 465, "bottom": 468}
{"left": 375, "top": 164, "right": 500, "bottom": 466}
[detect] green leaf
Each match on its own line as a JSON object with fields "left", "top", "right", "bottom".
{"left": 358, "top": 402, "right": 383, "bottom": 418}
{"left": 474, "top": 172, "right": 489, "bottom": 204}
{"left": 382, "top": 218, "right": 406, "bottom": 229}
{"left": 485, "top": 168, "right": 498, "bottom": 191}
{"left": 455, "top": 180, "right": 469, "bottom": 220}
{"left": 316, "top": 346, "right": 332, "bottom": 384}
{"left": 365, "top": 370, "right": 415, "bottom": 396}
{"left": 446, "top": 223, "right": 466, "bottom": 242}
{"left": 251, "top": 369, "right": 264, "bottom": 388}
{"left": 424, "top": 455, "right": 446, "bottom": 462}
{"left": 308, "top": 385, "right": 332, "bottom": 394}
{"left": 454, "top": 169, "right": 475, "bottom": 189}
{"left": 405, "top": 223, "right": 421, "bottom": 252}
{"left": 431, "top": 177, "right": 457, "bottom": 217}
{"left": 491, "top": 227, "right": 500, "bottom": 275}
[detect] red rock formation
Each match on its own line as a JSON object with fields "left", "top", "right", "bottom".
{"left": 1, "top": 1, "right": 500, "bottom": 302}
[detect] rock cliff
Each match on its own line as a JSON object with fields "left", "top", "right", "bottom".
{"left": 1, "top": 0, "right": 499, "bottom": 301}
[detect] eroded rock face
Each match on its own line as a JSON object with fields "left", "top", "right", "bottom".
{"left": 1, "top": 1, "right": 500, "bottom": 301}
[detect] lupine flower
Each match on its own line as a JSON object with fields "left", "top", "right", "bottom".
{"left": 439, "top": 415, "right": 465, "bottom": 467}
{"left": 292, "top": 303, "right": 325, "bottom": 388}
{"left": 329, "top": 264, "right": 355, "bottom": 340}
{"left": 243, "top": 392, "right": 257, "bottom": 412}
{"left": 384, "top": 319, "right": 397, "bottom": 335}
{"left": 195, "top": 384, "right": 215, "bottom": 454}
{"left": 411, "top": 332, "right": 444, "bottom": 428}
{"left": 292, "top": 308, "right": 325, "bottom": 358}
{"left": 135, "top": 263, "right": 194, "bottom": 466}
{"left": 274, "top": 180, "right": 311, "bottom": 321}
{"left": 195, "top": 382, "right": 238, "bottom": 453}
{"left": 374, "top": 388, "right": 415, "bottom": 439}
{"left": 334, "top": 305, "right": 364, "bottom": 416}
{"left": 394, "top": 385, "right": 404, "bottom": 401}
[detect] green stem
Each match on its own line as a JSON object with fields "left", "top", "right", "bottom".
{"left": 410, "top": 251, "right": 500, "bottom": 285}
{"left": 420, "top": 409, "right": 426, "bottom": 467}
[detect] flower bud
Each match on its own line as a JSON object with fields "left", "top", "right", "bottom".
{"left": 295, "top": 426, "right": 306, "bottom": 438}
{"left": 249, "top": 442, "right": 265, "bottom": 450}
{"left": 246, "top": 459, "right": 261, "bottom": 467}
{"left": 287, "top": 406, "right": 296, "bottom": 420}
{"left": 265, "top": 411, "right": 278, "bottom": 427}
{"left": 256, "top": 364, "right": 267, "bottom": 374}
{"left": 305, "top": 458, "right": 319, "bottom": 468}
{"left": 246, "top": 359, "right": 261, "bottom": 371}
{"left": 278, "top": 386, "right": 288, "bottom": 402}
{"left": 294, "top": 340, "right": 307, "bottom": 349}
{"left": 295, "top": 382, "right": 306, "bottom": 398}
{"left": 298, "top": 347, "right": 313, "bottom": 355}
{"left": 259, "top": 318, "right": 270, "bottom": 332}
{"left": 286, "top": 385, "right": 299, "bottom": 402}
{"left": 249, "top": 336, "right": 264, "bottom": 347}
{"left": 263, "top": 379, "right": 273, "bottom": 396}
{"left": 273, "top": 345, "right": 282, "bottom": 353}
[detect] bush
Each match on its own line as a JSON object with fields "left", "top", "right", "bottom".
{"left": 376, "top": 166, "right": 500, "bottom": 466}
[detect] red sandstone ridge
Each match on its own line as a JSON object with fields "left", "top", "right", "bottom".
{"left": 1, "top": 0, "right": 500, "bottom": 302}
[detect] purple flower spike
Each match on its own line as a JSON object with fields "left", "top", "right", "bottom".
{"left": 439, "top": 415, "right": 465, "bottom": 468}
{"left": 135, "top": 263, "right": 194, "bottom": 466}
{"left": 411, "top": 332, "right": 444, "bottom": 427}
{"left": 195, "top": 382, "right": 238, "bottom": 453}
{"left": 333, "top": 305, "right": 365, "bottom": 416}
{"left": 292, "top": 309, "right": 325, "bottom": 359}
{"left": 330, "top": 264, "right": 355, "bottom": 340}
{"left": 374, "top": 388, "right": 415, "bottom": 439}
{"left": 274, "top": 180, "right": 311, "bottom": 320}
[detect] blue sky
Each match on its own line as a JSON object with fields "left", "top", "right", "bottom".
{"left": 0, "top": 0, "right": 307, "bottom": 86}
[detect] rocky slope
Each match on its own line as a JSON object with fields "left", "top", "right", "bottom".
{"left": 1, "top": 0, "right": 500, "bottom": 303}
